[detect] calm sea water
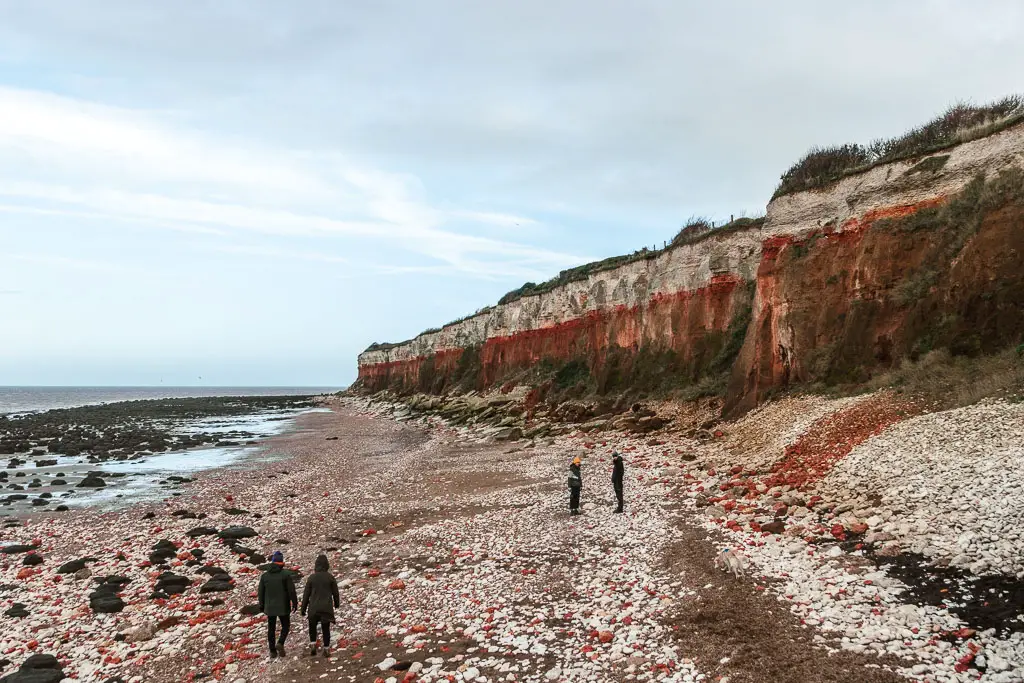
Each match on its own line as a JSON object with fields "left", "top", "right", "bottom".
{"left": 0, "top": 386, "right": 343, "bottom": 415}
{"left": 0, "top": 386, "right": 342, "bottom": 512}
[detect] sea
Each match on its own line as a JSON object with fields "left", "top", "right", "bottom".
{"left": 0, "top": 386, "right": 343, "bottom": 512}
{"left": 0, "top": 386, "right": 342, "bottom": 415}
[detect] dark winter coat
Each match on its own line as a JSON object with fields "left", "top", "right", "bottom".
{"left": 258, "top": 563, "right": 298, "bottom": 617}
{"left": 568, "top": 463, "right": 583, "bottom": 490}
{"left": 612, "top": 456, "right": 624, "bottom": 485}
{"left": 301, "top": 556, "right": 340, "bottom": 622}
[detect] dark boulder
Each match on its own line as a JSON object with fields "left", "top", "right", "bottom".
{"left": 4, "top": 604, "right": 29, "bottom": 618}
{"left": 1, "top": 544, "right": 38, "bottom": 555}
{"left": 89, "top": 594, "right": 125, "bottom": 614}
{"left": 57, "top": 558, "right": 96, "bottom": 574}
{"left": 76, "top": 475, "right": 106, "bottom": 488}
{"left": 148, "top": 539, "right": 178, "bottom": 565}
{"left": 195, "top": 565, "right": 225, "bottom": 575}
{"left": 199, "top": 579, "right": 233, "bottom": 593}
{"left": 21, "top": 554, "right": 43, "bottom": 567}
{"left": 155, "top": 573, "right": 191, "bottom": 595}
{"left": 217, "top": 526, "right": 257, "bottom": 541}
{"left": 185, "top": 526, "right": 218, "bottom": 538}
{"left": 0, "top": 653, "right": 64, "bottom": 683}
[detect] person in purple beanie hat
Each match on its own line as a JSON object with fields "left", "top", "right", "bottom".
{"left": 258, "top": 550, "right": 298, "bottom": 658}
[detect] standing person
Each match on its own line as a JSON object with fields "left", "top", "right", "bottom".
{"left": 568, "top": 456, "right": 583, "bottom": 515}
{"left": 611, "top": 451, "right": 625, "bottom": 513}
{"left": 301, "top": 554, "right": 340, "bottom": 658}
{"left": 258, "top": 550, "right": 298, "bottom": 659}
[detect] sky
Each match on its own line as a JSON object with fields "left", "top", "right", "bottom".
{"left": 0, "top": 1, "right": 1022, "bottom": 387}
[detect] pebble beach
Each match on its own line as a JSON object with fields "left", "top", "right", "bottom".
{"left": 0, "top": 393, "right": 1022, "bottom": 683}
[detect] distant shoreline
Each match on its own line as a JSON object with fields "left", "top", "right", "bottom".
{"left": 0, "top": 394, "right": 328, "bottom": 513}
{"left": 0, "top": 386, "right": 344, "bottom": 416}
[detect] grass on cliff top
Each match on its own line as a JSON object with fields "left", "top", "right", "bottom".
{"left": 497, "top": 215, "right": 764, "bottom": 307}
{"left": 774, "top": 95, "right": 1024, "bottom": 198}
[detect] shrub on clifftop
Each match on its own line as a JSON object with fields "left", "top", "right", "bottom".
{"left": 775, "top": 95, "right": 1024, "bottom": 197}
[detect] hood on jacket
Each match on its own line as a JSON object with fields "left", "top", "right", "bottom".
{"left": 314, "top": 554, "right": 330, "bottom": 572}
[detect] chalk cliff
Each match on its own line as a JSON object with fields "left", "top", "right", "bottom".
{"left": 358, "top": 119, "right": 1024, "bottom": 416}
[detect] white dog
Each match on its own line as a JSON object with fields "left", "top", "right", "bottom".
{"left": 713, "top": 548, "right": 746, "bottom": 579}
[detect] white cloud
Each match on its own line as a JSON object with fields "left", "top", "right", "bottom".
{"left": 0, "top": 86, "right": 588, "bottom": 278}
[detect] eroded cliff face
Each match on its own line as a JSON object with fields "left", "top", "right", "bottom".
{"left": 725, "top": 123, "right": 1024, "bottom": 414}
{"left": 358, "top": 228, "right": 762, "bottom": 393}
{"left": 358, "top": 122, "right": 1024, "bottom": 414}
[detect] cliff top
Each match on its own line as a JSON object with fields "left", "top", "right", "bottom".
{"left": 774, "top": 95, "right": 1024, "bottom": 198}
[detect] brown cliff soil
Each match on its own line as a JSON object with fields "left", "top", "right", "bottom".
{"left": 726, "top": 169, "right": 1024, "bottom": 415}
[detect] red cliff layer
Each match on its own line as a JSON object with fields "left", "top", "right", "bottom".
{"left": 358, "top": 273, "right": 752, "bottom": 394}
{"left": 725, "top": 172, "right": 1024, "bottom": 415}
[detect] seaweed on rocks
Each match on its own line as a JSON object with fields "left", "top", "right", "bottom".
{"left": 876, "top": 552, "right": 1024, "bottom": 635}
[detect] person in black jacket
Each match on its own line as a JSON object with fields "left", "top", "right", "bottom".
{"left": 611, "top": 452, "right": 625, "bottom": 513}
{"left": 258, "top": 550, "right": 298, "bottom": 658}
{"left": 568, "top": 456, "right": 583, "bottom": 515}
{"left": 301, "top": 554, "right": 341, "bottom": 658}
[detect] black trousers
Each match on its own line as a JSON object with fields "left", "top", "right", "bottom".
{"left": 308, "top": 614, "right": 331, "bottom": 647}
{"left": 613, "top": 481, "right": 624, "bottom": 511}
{"left": 569, "top": 487, "right": 581, "bottom": 512}
{"left": 268, "top": 614, "right": 290, "bottom": 651}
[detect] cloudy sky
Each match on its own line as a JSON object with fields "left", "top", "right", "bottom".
{"left": 0, "top": 1, "right": 1021, "bottom": 386}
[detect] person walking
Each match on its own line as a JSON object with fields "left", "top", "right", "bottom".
{"left": 568, "top": 456, "right": 583, "bottom": 515}
{"left": 611, "top": 451, "right": 625, "bottom": 513}
{"left": 301, "top": 553, "right": 341, "bottom": 658}
{"left": 258, "top": 550, "right": 298, "bottom": 659}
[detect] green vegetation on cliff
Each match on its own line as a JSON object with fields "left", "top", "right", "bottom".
{"left": 774, "top": 95, "right": 1024, "bottom": 198}
{"left": 497, "top": 216, "right": 763, "bottom": 306}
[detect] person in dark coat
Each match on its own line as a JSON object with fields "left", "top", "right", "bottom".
{"left": 568, "top": 456, "right": 583, "bottom": 515}
{"left": 301, "top": 554, "right": 340, "bottom": 658}
{"left": 258, "top": 550, "right": 298, "bottom": 658}
{"left": 611, "top": 452, "right": 625, "bottom": 513}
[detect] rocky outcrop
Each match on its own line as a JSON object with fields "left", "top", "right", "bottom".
{"left": 358, "top": 121, "right": 1024, "bottom": 415}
